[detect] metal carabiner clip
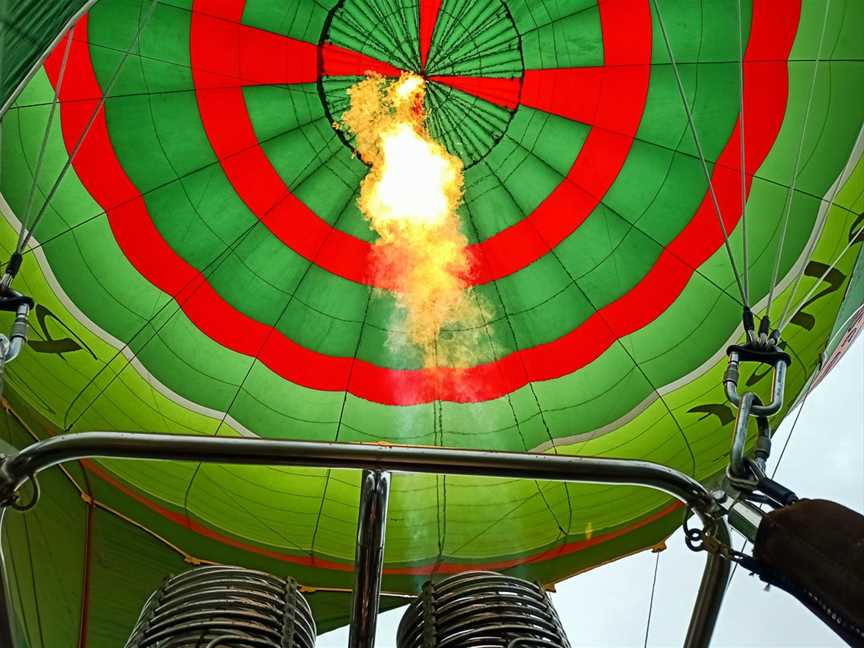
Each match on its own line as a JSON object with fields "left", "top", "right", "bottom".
{"left": 727, "top": 392, "right": 771, "bottom": 480}
{"left": 0, "top": 290, "right": 33, "bottom": 367}
{"left": 723, "top": 345, "right": 791, "bottom": 417}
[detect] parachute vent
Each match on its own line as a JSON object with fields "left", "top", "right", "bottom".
{"left": 124, "top": 565, "right": 316, "bottom": 647}
{"left": 396, "top": 571, "right": 571, "bottom": 647}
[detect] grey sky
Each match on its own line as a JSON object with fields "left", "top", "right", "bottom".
{"left": 319, "top": 333, "right": 864, "bottom": 647}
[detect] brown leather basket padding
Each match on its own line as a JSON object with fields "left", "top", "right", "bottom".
{"left": 754, "top": 499, "right": 864, "bottom": 644}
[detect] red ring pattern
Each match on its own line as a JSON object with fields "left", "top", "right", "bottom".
{"left": 189, "top": 0, "right": 651, "bottom": 287}
{"left": 44, "top": 1, "right": 800, "bottom": 405}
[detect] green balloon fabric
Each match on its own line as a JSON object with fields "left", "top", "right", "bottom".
{"left": 0, "top": 1, "right": 90, "bottom": 113}
{"left": 0, "top": 0, "right": 862, "bottom": 644}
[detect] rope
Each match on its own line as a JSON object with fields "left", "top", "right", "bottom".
{"left": 16, "top": 0, "right": 159, "bottom": 254}
{"left": 736, "top": 0, "right": 749, "bottom": 307}
{"left": 764, "top": 1, "right": 831, "bottom": 318}
{"left": 651, "top": 0, "right": 747, "bottom": 306}
{"left": 643, "top": 551, "right": 661, "bottom": 648}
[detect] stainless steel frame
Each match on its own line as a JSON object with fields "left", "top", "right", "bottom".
{"left": 349, "top": 471, "right": 391, "bottom": 648}
{"left": 0, "top": 432, "right": 731, "bottom": 647}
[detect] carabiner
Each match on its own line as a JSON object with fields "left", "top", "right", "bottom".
{"left": 724, "top": 346, "right": 790, "bottom": 417}
{"left": 728, "top": 392, "right": 771, "bottom": 479}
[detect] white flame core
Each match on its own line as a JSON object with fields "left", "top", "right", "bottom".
{"left": 366, "top": 123, "right": 458, "bottom": 226}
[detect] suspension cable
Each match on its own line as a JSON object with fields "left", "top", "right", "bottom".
{"left": 725, "top": 536, "right": 751, "bottom": 593}
{"left": 771, "top": 379, "right": 814, "bottom": 480}
{"left": 775, "top": 162, "right": 853, "bottom": 334}
{"left": 16, "top": 25, "right": 76, "bottom": 252}
{"left": 643, "top": 551, "right": 661, "bottom": 648}
{"left": 764, "top": 1, "right": 832, "bottom": 319}
{"left": 778, "top": 230, "right": 861, "bottom": 332}
{"left": 14, "top": 0, "right": 159, "bottom": 256}
{"left": 651, "top": 0, "right": 748, "bottom": 306}
{"left": 736, "top": 0, "right": 749, "bottom": 307}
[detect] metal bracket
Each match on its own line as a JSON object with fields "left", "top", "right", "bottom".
{"left": 724, "top": 348, "right": 789, "bottom": 417}
{"left": 728, "top": 392, "right": 771, "bottom": 480}
{"left": 0, "top": 290, "right": 33, "bottom": 369}
{"left": 723, "top": 346, "right": 799, "bottom": 510}
{"left": 723, "top": 318, "right": 793, "bottom": 500}
{"left": 713, "top": 490, "right": 765, "bottom": 544}
{"left": 724, "top": 310, "right": 790, "bottom": 419}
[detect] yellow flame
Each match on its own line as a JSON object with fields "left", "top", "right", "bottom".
{"left": 393, "top": 73, "right": 424, "bottom": 101}
{"left": 342, "top": 73, "right": 490, "bottom": 368}
{"left": 366, "top": 122, "right": 457, "bottom": 226}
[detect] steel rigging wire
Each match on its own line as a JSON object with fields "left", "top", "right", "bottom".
{"left": 764, "top": 0, "right": 833, "bottom": 320}
{"left": 9, "top": 0, "right": 160, "bottom": 263}
{"left": 651, "top": 0, "right": 748, "bottom": 309}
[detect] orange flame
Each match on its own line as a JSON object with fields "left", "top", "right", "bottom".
{"left": 342, "top": 74, "right": 490, "bottom": 368}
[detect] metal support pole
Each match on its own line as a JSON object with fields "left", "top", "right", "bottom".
{"left": 0, "top": 432, "right": 730, "bottom": 647}
{"left": 349, "top": 470, "right": 390, "bottom": 648}
{"left": 0, "top": 433, "right": 716, "bottom": 517}
{"left": 684, "top": 519, "right": 731, "bottom": 648}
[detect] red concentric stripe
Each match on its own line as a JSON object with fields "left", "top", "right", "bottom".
{"left": 190, "top": 0, "right": 651, "bottom": 287}
{"left": 191, "top": 10, "right": 400, "bottom": 89}
{"left": 190, "top": 4, "right": 401, "bottom": 288}
{"left": 47, "top": 2, "right": 798, "bottom": 405}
